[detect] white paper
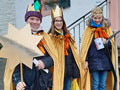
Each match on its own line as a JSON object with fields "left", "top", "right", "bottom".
{"left": 94, "top": 38, "right": 104, "bottom": 50}
{"left": 43, "top": 69, "right": 49, "bottom": 73}
{"left": 33, "top": 58, "right": 49, "bottom": 73}
{"left": 33, "top": 58, "right": 39, "bottom": 65}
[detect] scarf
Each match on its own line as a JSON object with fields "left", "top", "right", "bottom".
{"left": 90, "top": 19, "right": 102, "bottom": 28}
{"left": 90, "top": 19, "right": 108, "bottom": 39}
{"left": 37, "top": 40, "right": 45, "bottom": 54}
{"left": 95, "top": 27, "right": 108, "bottom": 39}
{"left": 64, "top": 34, "right": 70, "bottom": 55}
{"left": 54, "top": 29, "right": 70, "bottom": 55}
{"left": 32, "top": 31, "right": 45, "bottom": 54}
{"left": 37, "top": 29, "right": 71, "bottom": 55}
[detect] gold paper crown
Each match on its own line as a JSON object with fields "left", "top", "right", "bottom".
{"left": 27, "top": 4, "right": 40, "bottom": 12}
{"left": 51, "top": 5, "right": 63, "bottom": 19}
{"left": 91, "top": 7, "right": 103, "bottom": 16}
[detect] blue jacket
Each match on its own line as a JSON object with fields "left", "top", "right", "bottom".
{"left": 86, "top": 36, "right": 112, "bottom": 72}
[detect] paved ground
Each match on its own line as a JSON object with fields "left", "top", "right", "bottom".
{"left": 0, "top": 58, "right": 6, "bottom": 90}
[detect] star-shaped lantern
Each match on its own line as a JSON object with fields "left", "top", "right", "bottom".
{"left": 0, "top": 23, "right": 44, "bottom": 70}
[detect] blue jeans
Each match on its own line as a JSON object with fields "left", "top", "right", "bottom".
{"left": 91, "top": 70, "right": 108, "bottom": 90}
{"left": 64, "top": 77, "right": 71, "bottom": 90}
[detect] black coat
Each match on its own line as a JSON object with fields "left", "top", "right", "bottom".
{"left": 12, "top": 47, "right": 53, "bottom": 89}
{"left": 54, "top": 30, "right": 80, "bottom": 79}
{"left": 86, "top": 36, "right": 112, "bottom": 72}
{"left": 65, "top": 46, "right": 80, "bottom": 78}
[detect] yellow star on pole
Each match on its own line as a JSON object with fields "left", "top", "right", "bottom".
{"left": 0, "top": 23, "right": 44, "bottom": 69}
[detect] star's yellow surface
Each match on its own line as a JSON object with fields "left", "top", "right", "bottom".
{"left": 0, "top": 23, "right": 44, "bottom": 69}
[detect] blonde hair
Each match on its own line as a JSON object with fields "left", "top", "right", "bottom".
{"left": 87, "top": 7, "right": 111, "bottom": 29}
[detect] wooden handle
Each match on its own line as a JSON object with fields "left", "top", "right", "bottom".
{"left": 20, "top": 62, "right": 23, "bottom": 84}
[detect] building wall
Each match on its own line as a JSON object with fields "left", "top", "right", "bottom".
{"left": 15, "top": 0, "right": 104, "bottom": 31}
{"left": 0, "top": 0, "right": 105, "bottom": 34}
{"left": 109, "top": 0, "right": 120, "bottom": 46}
{"left": 0, "top": 0, "right": 16, "bottom": 35}
{"left": 0, "top": 1, "right": 15, "bottom": 89}
{"left": 109, "top": 0, "right": 120, "bottom": 31}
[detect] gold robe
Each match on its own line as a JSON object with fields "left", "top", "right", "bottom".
{"left": 50, "top": 34, "right": 82, "bottom": 90}
{"left": 3, "top": 32, "right": 59, "bottom": 90}
{"left": 80, "top": 27, "right": 119, "bottom": 90}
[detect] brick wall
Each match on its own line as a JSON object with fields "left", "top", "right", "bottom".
{"left": 0, "top": 0, "right": 16, "bottom": 35}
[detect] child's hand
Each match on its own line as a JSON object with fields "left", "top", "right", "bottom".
{"left": 16, "top": 82, "right": 26, "bottom": 90}
{"left": 102, "top": 38, "right": 106, "bottom": 44}
{"left": 36, "top": 60, "right": 45, "bottom": 69}
{"left": 84, "top": 61, "right": 89, "bottom": 70}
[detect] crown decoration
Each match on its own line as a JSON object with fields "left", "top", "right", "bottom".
{"left": 34, "top": 1, "right": 40, "bottom": 11}
{"left": 27, "top": 3, "right": 40, "bottom": 12}
{"left": 51, "top": 5, "right": 63, "bottom": 19}
{"left": 91, "top": 7, "right": 103, "bottom": 16}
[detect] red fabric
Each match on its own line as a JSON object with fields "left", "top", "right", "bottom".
{"left": 64, "top": 34, "right": 70, "bottom": 55}
{"left": 38, "top": 40, "right": 45, "bottom": 54}
{"left": 95, "top": 27, "right": 108, "bottom": 39}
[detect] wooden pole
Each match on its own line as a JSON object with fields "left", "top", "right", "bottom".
{"left": 20, "top": 62, "right": 23, "bottom": 84}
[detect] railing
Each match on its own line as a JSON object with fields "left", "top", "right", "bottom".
{"left": 67, "top": 0, "right": 108, "bottom": 53}
{"left": 105, "top": 30, "right": 120, "bottom": 90}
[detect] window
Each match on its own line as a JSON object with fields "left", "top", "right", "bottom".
{"left": 59, "top": 0, "right": 70, "bottom": 8}
{"left": 40, "top": 0, "right": 70, "bottom": 16}
{"left": 48, "top": 0, "right": 71, "bottom": 8}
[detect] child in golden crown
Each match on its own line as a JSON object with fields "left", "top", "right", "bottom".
{"left": 48, "top": 5, "right": 82, "bottom": 90}
{"left": 80, "top": 7, "right": 119, "bottom": 90}
{"left": 3, "top": 3, "right": 58, "bottom": 90}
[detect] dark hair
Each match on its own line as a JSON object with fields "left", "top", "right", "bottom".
{"left": 48, "top": 17, "right": 69, "bottom": 35}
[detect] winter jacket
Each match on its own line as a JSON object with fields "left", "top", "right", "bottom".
{"left": 86, "top": 36, "right": 112, "bottom": 72}
{"left": 12, "top": 47, "right": 53, "bottom": 89}
{"left": 65, "top": 46, "right": 80, "bottom": 78}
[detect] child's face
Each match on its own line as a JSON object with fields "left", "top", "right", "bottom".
{"left": 92, "top": 15, "right": 103, "bottom": 25}
{"left": 54, "top": 16, "right": 63, "bottom": 30}
{"left": 27, "top": 16, "right": 41, "bottom": 31}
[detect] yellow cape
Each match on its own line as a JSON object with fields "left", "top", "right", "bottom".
{"left": 3, "top": 32, "right": 59, "bottom": 90}
{"left": 80, "top": 27, "right": 119, "bottom": 90}
{"left": 50, "top": 34, "right": 82, "bottom": 90}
